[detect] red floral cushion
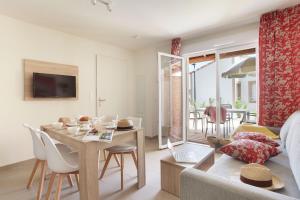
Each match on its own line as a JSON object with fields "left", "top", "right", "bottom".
{"left": 233, "top": 132, "right": 280, "bottom": 147}
{"left": 219, "top": 139, "right": 280, "bottom": 164}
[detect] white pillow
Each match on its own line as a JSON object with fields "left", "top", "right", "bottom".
{"left": 280, "top": 110, "right": 300, "bottom": 148}
{"left": 287, "top": 118, "right": 300, "bottom": 190}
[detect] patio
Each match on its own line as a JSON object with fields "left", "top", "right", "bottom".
{"left": 187, "top": 52, "right": 257, "bottom": 143}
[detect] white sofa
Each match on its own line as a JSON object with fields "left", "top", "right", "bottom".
{"left": 180, "top": 111, "right": 300, "bottom": 200}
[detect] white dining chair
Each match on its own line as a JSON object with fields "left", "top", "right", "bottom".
{"left": 23, "top": 124, "right": 73, "bottom": 200}
{"left": 39, "top": 131, "right": 80, "bottom": 200}
{"left": 127, "top": 116, "right": 142, "bottom": 129}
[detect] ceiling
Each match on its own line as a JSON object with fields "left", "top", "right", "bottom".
{"left": 0, "top": 0, "right": 298, "bottom": 50}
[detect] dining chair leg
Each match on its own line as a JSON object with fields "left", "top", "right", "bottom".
{"left": 75, "top": 174, "right": 80, "bottom": 191}
{"left": 120, "top": 153, "right": 124, "bottom": 190}
{"left": 46, "top": 172, "right": 56, "bottom": 200}
{"left": 205, "top": 120, "right": 208, "bottom": 137}
{"left": 103, "top": 149, "right": 107, "bottom": 160}
{"left": 36, "top": 160, "right": 46, "bottom": 200}
{"left": 66, "top": 174, "right": 74, "bottom": 187}
{"left": 55, "top": 174, "right": 64, "bottom": 200}
{"left": 131, "top": 151, "right": 138, "bottom": 169}
{"left": 113, "top": 154, "right": 121, "bottom": 167}
{"left": 99, "top": 153, "right": 113, "bottom": 179}
{"left": 26, "top": 159, "right": 40, "bottom": 189}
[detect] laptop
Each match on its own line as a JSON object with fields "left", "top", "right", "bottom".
{"left": 167, "top": 139, "right": 198, "bottom": 163}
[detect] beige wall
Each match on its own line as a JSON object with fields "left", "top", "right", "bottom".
{"left": 0, "top": 15, "right": 135, "bottom": 167}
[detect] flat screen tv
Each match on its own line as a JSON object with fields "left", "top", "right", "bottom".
{"left": 33, "top": 73, "right": 76, "bottom": 98}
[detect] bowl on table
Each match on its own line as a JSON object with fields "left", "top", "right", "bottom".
{"left": 67, "top": 127, "right": 80, "bottom": 135}
{"left": 52, "top": 122, "right": 63, "bottom": 130}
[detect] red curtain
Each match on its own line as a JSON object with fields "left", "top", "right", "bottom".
{"left": 259, "top": 4, "right": 300, "bottom": 127}
{"left": 171, "top": 38, "right": 181, "bottom": 56}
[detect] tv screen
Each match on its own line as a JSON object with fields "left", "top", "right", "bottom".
{"left": 33, "top": 73, "right": 76, "bottom": 98}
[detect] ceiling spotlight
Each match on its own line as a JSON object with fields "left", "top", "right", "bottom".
{"left": 91, "top": 0, "right": 112, "bottom": 12}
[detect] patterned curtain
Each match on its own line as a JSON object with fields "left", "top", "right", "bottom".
{"left": 171, "top": 38, "right": 181, "bottom": 56}
{"left": 259, "top": 4, "right": 300, "bottom": 127}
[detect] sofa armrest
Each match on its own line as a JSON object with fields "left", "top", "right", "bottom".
{"left": 180, "top": 168, "right": 297, "bottom": 200}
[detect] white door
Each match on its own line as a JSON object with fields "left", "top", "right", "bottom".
{"left": 96, "top": 54, "right": 131, "bottom": 118}
{"left": 158, "top": 52, "right": 186, "bottom": 149}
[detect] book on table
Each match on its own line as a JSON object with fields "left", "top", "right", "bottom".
{"left": 82, "top": 129, "right": 114, "bottom": 142}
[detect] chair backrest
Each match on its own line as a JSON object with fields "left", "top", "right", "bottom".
{"left": 99, "top": 115, "right": 119, "bottom": 123}
{"left": 204, "top": 107, "right": 227, "bottom": 123}
{"left": 127, "top": 117, "right": 142, "bottom": 129}
{"left": 23, "top": 123, "right": 46, "bottom": 160}
{"left": 39, "top": 131, "right": 77, "bottom": 173}
{"left": 221, "top": 104, "right": 233, "bottom": 109}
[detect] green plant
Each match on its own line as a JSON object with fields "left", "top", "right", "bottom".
{"left": 234, "top": 98, "right": 247, "bottom": 109}
{"left": 234, "top": 98, "right": 247, "bottom": 117}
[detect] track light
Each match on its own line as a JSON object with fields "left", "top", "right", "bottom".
{"left": 91, "top": 0, "right": 112, "bottom": 12}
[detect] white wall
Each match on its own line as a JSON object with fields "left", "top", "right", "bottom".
{"left": 0, "top": 15, "right": 135, "bottom": 167}
{"left": 134, "top": 23, "right": 259, "bottom": 137}
{"left": 134, "top": 45, "right": 169, "bottom": 137}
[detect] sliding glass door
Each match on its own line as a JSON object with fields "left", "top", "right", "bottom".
{"left": 158, "top": 53, "right": 185, "bottom": 149}
{"left": 187, "top": 52, "right": 217, "bottom": 143}
{"left": 186, "top": 43, "right": 258, "bottom": 142}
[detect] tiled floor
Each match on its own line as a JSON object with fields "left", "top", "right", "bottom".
{"left": 0, "top": 138, "right": 179, "bottom": 200}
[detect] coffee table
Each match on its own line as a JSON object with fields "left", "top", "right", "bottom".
{"left": 160, "top": 143, "right": 214, "bottom": 197}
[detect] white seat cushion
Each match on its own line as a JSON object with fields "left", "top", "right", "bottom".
{"left": 281, "top": 111, "right": 300, "bottom": 148}
{"left": 208, "top": 152, "right": 300, "bottom": 198}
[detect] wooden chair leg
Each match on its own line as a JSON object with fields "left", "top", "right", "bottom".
{"left": 66, "top": 174, "right": 74, "bottom": 187}
{"left": 55, "top": 174, "right": 64, "bottom": 200}
{"left": 103, "top": 149, "right": 107, "bottom": 160}
{"left": 26, "top": 159, "right": 40, "bottom": 189}
{"left": 36, "top": 160, "right": 46, "bottom": 200}
{"left": 99, "top": 153, "right": 113, "bottom": 179}
{"left": 120, "top": 153, "right": 124, "bottom": 190}
{"left": 75, "top": 174, "right": 80, "bottom": 191}
{"left": 131, "top": 151, "right": 138, "bottom": 169}
{"left": 113, "top": 154, "right": 121, "bottom": 167}
{"left": 46, "top": 172, "right": 56, "bottom": 200}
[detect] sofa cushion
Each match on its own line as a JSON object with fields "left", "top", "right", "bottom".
{"left": 233, "top": 132, "right": 280, "bottom": 147}
{"left": 280, "top": 111, "right": 300, "bottom": 148}
{"left": 208, "top": 151, "right": 300, "bottom": 198}
{"left": 219, "top": 139, "right": 280, "bottom": 164}
{"left": 285, "top": 113, "right": 300, "bottom": 190}
{"left": 234, "top": 124, "right": 279, "bottom": 139}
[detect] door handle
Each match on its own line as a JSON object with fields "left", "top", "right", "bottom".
{"left": 98, "top": 99, "right": 106, "bottom": 102}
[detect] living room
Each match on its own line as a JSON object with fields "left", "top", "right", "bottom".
{"left": 0, "top": 1, "right": 299, "bottom": 200}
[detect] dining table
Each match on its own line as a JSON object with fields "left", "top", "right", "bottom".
{"left": 41, "top": 124, "right": 146, "bottom": 200}
{"left": 197, "top": 107, "right": 248, "bottom": 124}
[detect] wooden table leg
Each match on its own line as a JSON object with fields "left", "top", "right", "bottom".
{"left": 136, "top": 129, "right": 145, "bottom": 188}
{"left": 79, "top": 142, "right": 99, "bottom": 200}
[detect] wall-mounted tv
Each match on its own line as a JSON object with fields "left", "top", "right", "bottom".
{"left": 33, "top": 73, "right": 76, "bottom": 98}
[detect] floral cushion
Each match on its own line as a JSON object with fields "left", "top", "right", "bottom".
{"left": 233, "top": 132, "right": 280, "bottom": 147}
{"left": 219, "top": 139, "right": 280, "bottom": 164}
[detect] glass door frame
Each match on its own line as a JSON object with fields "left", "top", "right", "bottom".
{"left": 183, "top": 41, "right": 258, "bottom": 139}
{"left": 158, "top": 52, "right": 186, "bottom": 149}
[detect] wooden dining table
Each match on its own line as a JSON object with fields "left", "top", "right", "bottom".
{"left": 41, "top": 124, "right": 146, "bottom": 200}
